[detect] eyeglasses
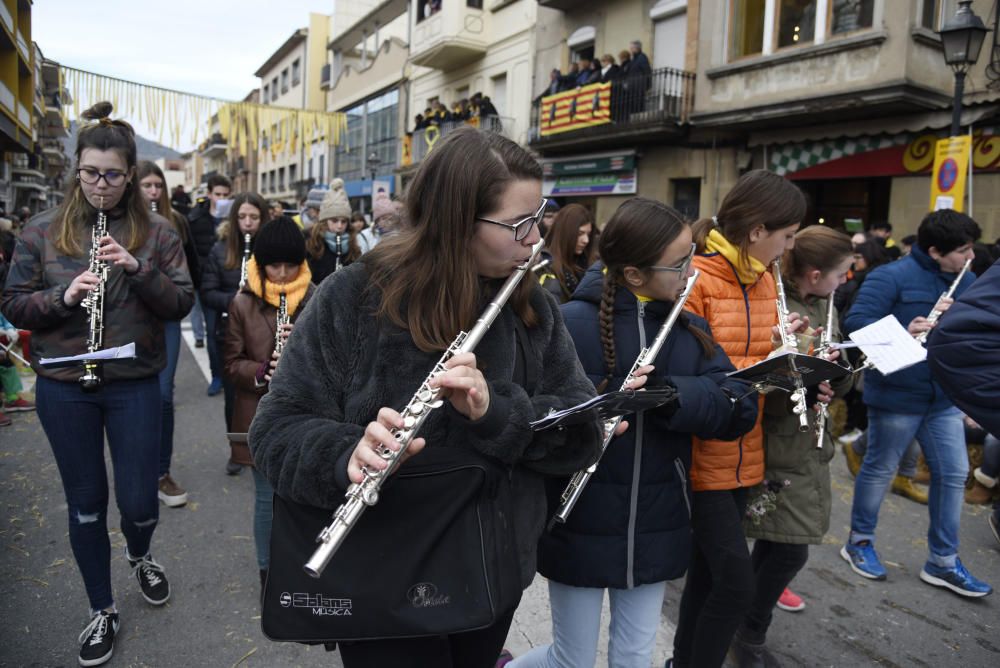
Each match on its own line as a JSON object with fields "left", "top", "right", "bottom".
{"left": 475, "top": 199, "right": 548, "bottom": 241}
{"left": 648, "top": 242, "right": 697, "bottom": 275}
{"left": 77, "top": 168, "right": 127, "bottom": 187}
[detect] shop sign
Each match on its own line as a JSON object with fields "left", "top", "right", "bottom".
{"left": 929, "top": 136, "right": 971, "bottom": 212}
{"left": 543, "top": 154, "right": 635, "bottom": 177}
{"left": 543, "top": 172, "right": 637, "bottom": 196}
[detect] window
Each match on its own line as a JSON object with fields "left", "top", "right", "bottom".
{"left": 490, "top": 74, "right": 507, "bottom": 115}
{"left": 263, "top": 84, "right": 270, "bottom": 102}
{"left": 278, "top": 167, "right": 285, "bottom": 191}
{"left": 652, "top": 1, "right": 688, "bottom": 70}
{"left": 567, "top": 25, "right": 596, "bottom": 63}
{"left": 832, "top": 0, "right": 874, "bottom": 34}
{"left": 281, "top": 69, "right": 289, "bottom": 93}
{"left": 318, "top": 155, "right": 325, "bottom": 182}
{"left": 292, "top": 59, "right": 301, "bottom": 85}
{"left": 672, "top": 178, "right": 701, "bottom": 220}
{"left": 271, "top": 77, "right": 278, "bottom": 101}
{"left": 308, "top": 157, "right": 314, "bottom": 179}
{"left": 289, "top": 164, "right": 297, "bottom": 185}
{"left": 776, "top": 1, "right": 816, "bottom": 49}
{"left": 729, "top": 0, "right": 766, "bottom": 59}
{"left": 922, "top": 0, "right": 957, "bottom": 30}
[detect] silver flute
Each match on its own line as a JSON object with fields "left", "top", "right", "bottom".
{"left": 304, "top": 240, "right": 545, "bottom": 578}
{"left": 813, "top": 293, "right": 836, "bottom": 449}
{"left": 274, "top": 293, "right": 289, "bottom": 356}
{"left": 914, "top": 257, "right": 972, "bottom": 345}
{"left": 773, "top": 260, "right": 810, "bottom": 432}
{"left": 551, "top": 270, "right": 701, "bottom": 526}
{"left": 79, "top": 197, "right": 109, "bottom": 392}
{"left": 238, "top": 232, "right": 252, "bottom": 289}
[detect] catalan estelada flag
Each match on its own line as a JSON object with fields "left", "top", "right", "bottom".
{"left": 540, "top": 83, "right": 612, "bottom": 137}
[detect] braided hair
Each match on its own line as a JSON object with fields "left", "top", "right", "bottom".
{"left": 596, "top": 198, "right": 715, "bottom": 392}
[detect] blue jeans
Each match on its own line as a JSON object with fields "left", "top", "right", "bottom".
{"left": 188, "top": 292, "right": 206, "bottom": 341}
{"left": 852, "top": 433, "right": 921, "bottom": 478}
{"left": 252, "top": 468, "right": 273, "bottom": 571}
{"left": 203, "top": 305, "right": 222, "bottom": 380}
{"left": 509, "top": 580, "right": 666, "bottom": 668}
{"left": 35, "top": 376, "right": 161, "bottom": 612}
{"left": 158, "top": 319, "right": 181, "bottom": 477}
{"left": 850, "top": 406, "right": 968, "bottom": 567}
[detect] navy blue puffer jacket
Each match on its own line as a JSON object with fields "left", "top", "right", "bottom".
{"left": 536, "top": 265, "right": 758, "bottom": 589}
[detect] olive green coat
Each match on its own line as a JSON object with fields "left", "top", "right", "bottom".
{"left": 745, "top": 291, "right": 853, "bottom": 545}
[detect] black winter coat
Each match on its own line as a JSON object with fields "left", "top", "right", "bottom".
{"left": 538, "top": 266, "right": 757, "bottom": 589}
{"left": 200, "top": 240, "right": 246, "bottom": 339}
{"left": 188, "top": 201, "right": 222, "bottom": 263}
{"left": 928, "top": 258, "right": 1000, "bottom": 436}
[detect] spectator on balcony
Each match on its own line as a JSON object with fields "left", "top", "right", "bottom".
{"left": 563, "top": 61, "right": 581, "bottom": 90}
{"left": 599, "top": 54, "right": 621, "bottom": 83}
{"left": 540, "top": 68, "right": 563, "bottom": 99}
{"left": 429, "top": 100, "right": 452, "bottom": 126}
{"left": 413, "top": 113, "right": 427, "bottom": 132}
{"left": 472, "top": 92, "right": 499, "bottom": 119}
{"left": 452, "top": 99, "right": 471, "bottom": 121}
{"left": 629, "top": 40, "right": 652, "bottom": 77}
{"left": 583, "top": 59, "right": 603, "bottom": 85}
{"left": 575, "top": 59, "right": 593, "bottom": 87}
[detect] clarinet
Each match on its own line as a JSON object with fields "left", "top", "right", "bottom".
{"left": 79, "top": 198, "right": 109, "bottom": 392}
{"left": 551, "top": 270, "right": 700, "bottom": 526}
{"left": 334, "top": 233, "right": 343, "bottom": 273}
{"left": 238, "top": 232, "right": 251, "bottom": 289}
{"left": 274, "top": 293, "right": 289, "bottom": 356}
{"left": 304, "top": 240, "right": 546, "bottom": 578}
{"left": 773, "top": 260, "right": 810, "bottom": 432}
{"left": 914, "top": 257, "right": 972, "bottom": 345}
{"left": 150, "top": 200, "right": 158, "bottom": 213}
{"left": 813, "top": 292, "right": 836, "bottom": 449}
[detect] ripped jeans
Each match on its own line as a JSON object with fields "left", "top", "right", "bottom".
{"left": 36, "top": 376, "right": 161, "bottom": 612}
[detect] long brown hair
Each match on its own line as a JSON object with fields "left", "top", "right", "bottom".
{"left": 223, "top": 192, "right": 269, "bottom": 270}
{"left": 136, "top": 161, "right": 189, "bottom": 244}
{"left": 366, "top": 127, "right": 541, "bottom": 352}
{"left": 596, "top": 198, "right": 715, "bottom": 390}
{"left": 544, "top": 203, "right": 597, "bottom": 296}
{"left": 691, "top": 169, "right": 806, "bottom": 265}
{"left": 305, "top": 219, "right": 361, "bottom": 263}
{"left": 781, "top": 225, "right": 853, "bottom": 297}
{"left": 51, "top": 102, "right": 149, "bottom": 256}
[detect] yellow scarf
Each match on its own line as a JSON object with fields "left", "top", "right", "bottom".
{"left": 705, "top": 228, "right": 768, "bottom": 285}
{"left": 245, "top": 257, "right": 312, "bottom": 315}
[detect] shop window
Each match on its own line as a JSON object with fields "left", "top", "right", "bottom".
{"left": 776, "top": 0, "right": 816, "bottom": 49}
{"left": 729, "top": 0, "right": 766, "bottom": 59}
{"left": 831, "top": 0, "right": 874, "bottom": 34}
{"left": 672, "top": 178, "right": 701, "bottom": 220}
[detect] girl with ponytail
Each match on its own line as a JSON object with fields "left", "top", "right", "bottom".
{"left": 672, "top": 169, "right": 812, "bottom": 668}
{"left": 511, "top": 198, "right": 757, "bottom": 668}
{"left": 1, "top": 102, "right": 194, "bottom": 666}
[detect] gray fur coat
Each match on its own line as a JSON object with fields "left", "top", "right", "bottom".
{"left": 249, "top": 261, "right": 603, "bottom": 587}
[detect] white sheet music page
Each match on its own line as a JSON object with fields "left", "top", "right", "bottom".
{"left": 848, "top": 316, "right": 926, "bottom": 375}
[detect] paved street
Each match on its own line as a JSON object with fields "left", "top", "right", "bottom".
{"left": 1, "top": 330, "right": 997, "bottom": 667}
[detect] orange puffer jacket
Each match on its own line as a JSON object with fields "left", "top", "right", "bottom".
{"left": 684, "top": 252, "right": 777, "bottom": 491}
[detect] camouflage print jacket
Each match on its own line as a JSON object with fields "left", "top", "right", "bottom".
{"left": 0, "top": 206, "right": 195, "bottom": 383}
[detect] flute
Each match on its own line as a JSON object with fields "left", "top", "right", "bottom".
{"left": 551, "top": 270, "right": 700, "bottom": 526}
{"left": 813, "top": 293, "right": 836, "bottom": 449}
{"left": 773, "top": 260, "right": 810, "bottom": 432}
{"left": 914, "top": 258, "right": 972, "bottom": 345}
{"left": 304, "top": 240, "right": 545, "bottom": 578}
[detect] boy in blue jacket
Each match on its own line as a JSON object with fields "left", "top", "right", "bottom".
{"left": 841, "top": 209, "right": 990, "bottom": 597}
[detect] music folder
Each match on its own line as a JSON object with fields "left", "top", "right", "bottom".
{"left": 726, "top": 352, "right": 849, "bottom": 395}
{"left": 530, "top": 386, "right": 678, "bottom": 431}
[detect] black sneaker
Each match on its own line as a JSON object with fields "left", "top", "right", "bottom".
{"left": 78, "top": 610, "right": 119, "bottom": 667}
{"left": 128, "top": 553, "right": 171, "bottom": 605}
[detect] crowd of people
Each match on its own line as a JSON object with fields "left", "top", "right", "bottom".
{"left": 0, "top": 103, "right": 997, "bottom": 668}
{"left": 411, "top": 92, "right": 501, "bottom": 133}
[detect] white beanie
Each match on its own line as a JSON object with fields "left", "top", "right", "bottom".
{"left": 319, "top": 178, "right": 352, "bottom": 220}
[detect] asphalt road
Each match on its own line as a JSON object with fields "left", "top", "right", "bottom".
{"left": 1, "top": 335, "right": 997, "bottom": 667}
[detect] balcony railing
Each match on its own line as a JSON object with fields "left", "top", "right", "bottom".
{"left": 403, "top": 115, "right": 511, "bottom": 167}
{"left": 529, "top": 67, "right": 695, "bottom": 146}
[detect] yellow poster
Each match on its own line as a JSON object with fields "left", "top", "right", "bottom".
{"left": 929, "top": 136, "right": 971, "bottom": 212}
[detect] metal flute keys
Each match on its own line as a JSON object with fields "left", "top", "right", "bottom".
{"left": 274, "top": 293, "right": 289, "bottom": 356}
{"left": 813, "top": 292, "right": 836, "bottom": 449}
{"left": 914, "top": 257, "right": 972, "bottom": 345}
{"left": 551, "top": 270, "right": 701, "bottom": 526}
{"left": 304, "top": 240, "right": 545, "bottom": 578}
{"left": 238, "top": 233, "right": 252, "bottom": 289}
{"left": 79, "top": 197, "right": 109, "bottom": 392}
{"left": 773, "top": 260, "right": 810, "bottom": 432}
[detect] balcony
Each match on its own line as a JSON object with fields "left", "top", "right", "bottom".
{"left": 529, "top": 67, "right": 695, "bottom": 152}
{"left": 201, "top": 133, "right": 227, "bottom": 159}
{"left": 410, "top": 3, "right": 488, "bottom": 70}
{"left": 320, "top": 63, "right": 331, "bottom": 90}
{"left": 403, "top": 115, "right": 511, "bottom": 168}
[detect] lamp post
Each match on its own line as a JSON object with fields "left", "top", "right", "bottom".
{"left": 938, "top": 0, "right": 990, "bottom": 137}
{"left": 367, "top": 151, "right": 382, "bottom": 185}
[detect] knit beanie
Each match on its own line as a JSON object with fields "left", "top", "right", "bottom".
{"left": 253, "top": 217, "right": 306, "bottom": 267}
{"left": 319, "top": 178, "right": 352, "bottom": 221}
{"left": 372, "top": 190, "right": 395, "bottom": 222}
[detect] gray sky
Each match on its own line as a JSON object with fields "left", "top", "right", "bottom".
{"left": 34, "top": 0, "right": 334, "bottom": 148}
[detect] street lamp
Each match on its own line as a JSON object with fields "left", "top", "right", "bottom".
{"left": 367, "top": 151, "right": 382, "bottom": 184}
{"left": 938, "top": 0, "right": 991, "bottom": 137}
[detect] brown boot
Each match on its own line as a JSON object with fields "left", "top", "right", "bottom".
{"left": 965, "top": 480, "right": 994, "bottom": 505}
{"left": 843, "top": 441, "right": 862, "bottom": 477}
{"left": 913, "top": 455, "right": 931, "bottom": 484}
{"left": 891, "top": 475, "right": 928, "bottom": 504}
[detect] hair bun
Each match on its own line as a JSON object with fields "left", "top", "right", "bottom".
{"left": 81, "top": 101, "right": 114, "bottom": 121}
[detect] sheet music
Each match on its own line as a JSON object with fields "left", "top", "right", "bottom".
{"left": 38, "top": 342, "right": 137, "bottom": 367}
{"left": 848, "top": 316, "right": 926, "bottom": 375}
